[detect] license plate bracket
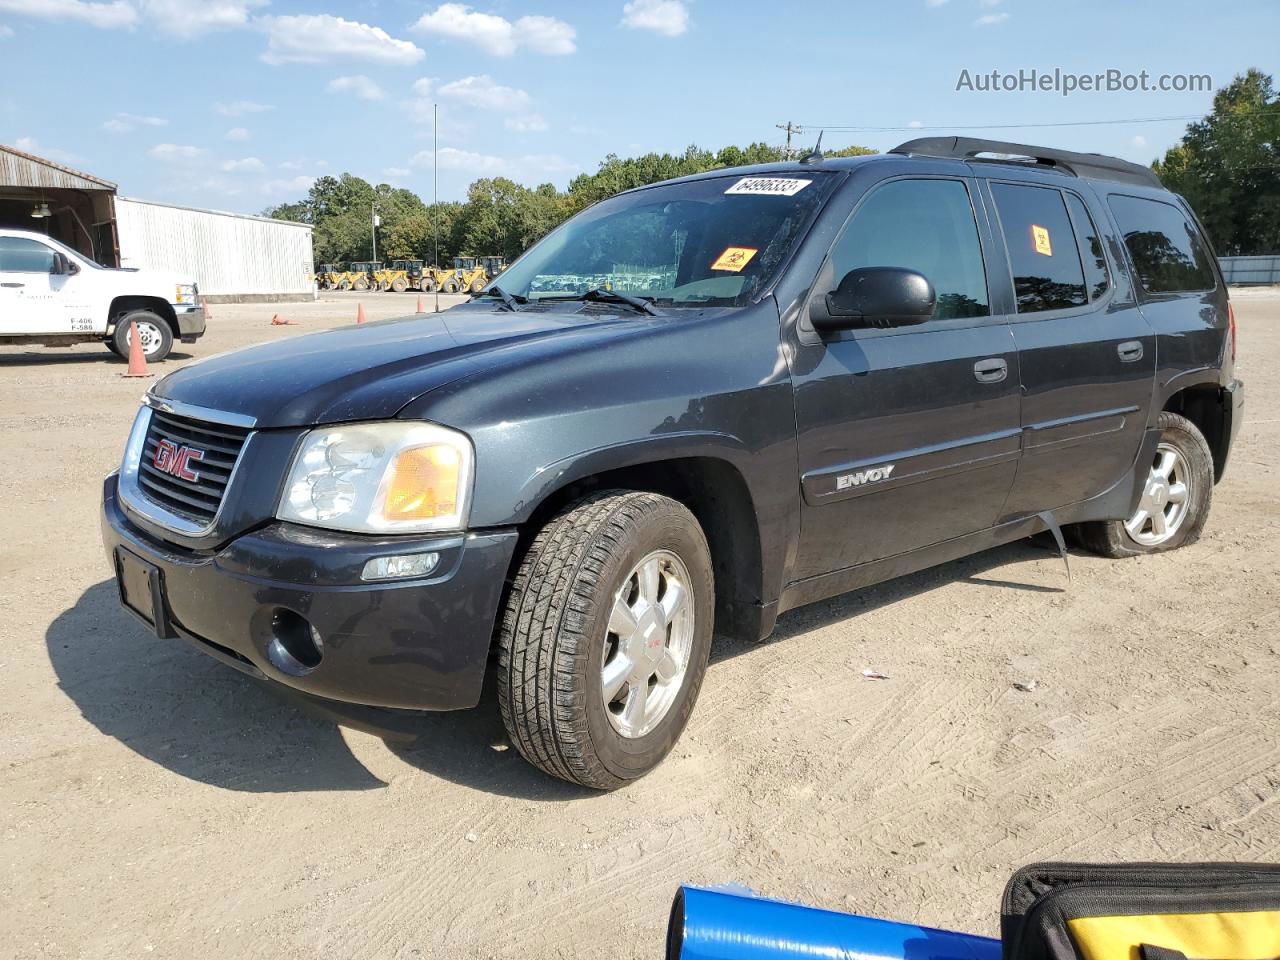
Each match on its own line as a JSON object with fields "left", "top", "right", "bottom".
{"left": 114, "top": 547, "right": 177, "bottom": 639}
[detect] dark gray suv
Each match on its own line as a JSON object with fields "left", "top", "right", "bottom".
{"left": 102, "top": 137, "right": 1244, "bottom": 788}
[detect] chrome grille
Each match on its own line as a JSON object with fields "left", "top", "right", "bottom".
{"left": 137, "top": 409, "right": 250, "bottom": 523}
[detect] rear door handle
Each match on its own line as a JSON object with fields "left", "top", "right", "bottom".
{"left": 0, "top": 282, "right": 24, "bottom": 288}
{"left": 973, "top": 358, "right": 1008, "bottom": 383}
{"left": 1117, "top": 340, "right": 1144, "bottom": 362}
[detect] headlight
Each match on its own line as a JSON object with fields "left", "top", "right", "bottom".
{"left": 277, "top": 422, "right": 474, "bottom": 534}
{"left": 175, "top": 283, "right": 197, "bottom": 305}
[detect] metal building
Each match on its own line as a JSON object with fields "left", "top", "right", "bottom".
{"left": 1, "top": 142, "right": 315, "bottom": 302}
{"left": 116, "top": 198, "right": 315, "bottom": 301}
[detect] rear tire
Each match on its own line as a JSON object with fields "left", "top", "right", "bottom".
{"left": 1075, "top": 411, "right": 1213, "bottom": 558}
{"left": 470, "top": 278, "right": 485, "bottom": 294}
{"left": 392, "top": 278, "right": 408, "bottom": 293}
{"left": 497, "top": 490, "right": 715, "bottom": 790}
{"left": 111, "top": 310, "right": 173, "bottom": 363}
{"left": 443, "top": 280, "right": 459, "bottom": 294}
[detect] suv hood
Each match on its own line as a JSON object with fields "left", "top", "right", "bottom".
{"left": 151, "top": 309, "right": 629, "bottom": 428}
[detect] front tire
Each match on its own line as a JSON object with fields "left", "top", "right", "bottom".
{"left": 111, "top": 310, "right": 173, "bottom": 363}
{"left": 1075, "top": 411, "right": 1214, "bottom": 558}
{"left": 497, "top": 490, "right": 715, "bottom": 790}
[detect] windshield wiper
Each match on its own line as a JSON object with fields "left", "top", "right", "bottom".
{"left": 540, "top": 288, "right": 662, "bottom": 316}
{"left": 471, "top": 285, "right": 526, "bottom": 311}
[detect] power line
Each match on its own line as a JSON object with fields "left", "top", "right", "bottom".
{"left": 789, "top": 110, "right": 1280, "bottom": 133}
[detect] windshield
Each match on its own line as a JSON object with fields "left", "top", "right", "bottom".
{"left": 494, "top": 172, "right": 837, "bottom": 308}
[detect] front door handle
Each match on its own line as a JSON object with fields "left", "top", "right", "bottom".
{"left": 1117, "top": 340, "right": 1144, "bottom": 362}
{"left": 0, "top": 282, "right": 24, "bottom": 288}
{"left": 973, "top": 358, "right": 1008, "bottom": 383}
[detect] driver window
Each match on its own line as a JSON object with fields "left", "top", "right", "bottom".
{"left": 0, "top": 236, "right": 56, "bottom": 273}
{"left": 827, "top": 179, "right": 990, "bottom": 321}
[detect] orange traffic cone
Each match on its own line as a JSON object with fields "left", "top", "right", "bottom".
{"left": 270, "top": 313, "right": 296, "bottom": 326}
{"left": 416, "top": 295, "right": 425, "bottom": 313}
{"left": 121, "top": 318, "right": 152, "bottom": 378}
{"left": 356, "top": 303, "right": 367, "bottom": 324}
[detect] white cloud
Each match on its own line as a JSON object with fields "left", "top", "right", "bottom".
{"left": 13, "top": 136, "right": 80, "bottom": 164}
{"left": 978, "top": 0, "right": 1003, "bottom": 5}
{"left": 215, "top": 99, "right": 273, "bottom": 116}
{"left": 225, "top": 127, "right": 250, "bottom": 141}
{"left": 149, "top": 143, "right": 205, "bottom": 161}
{"left": 260, "top": 14, "right": 424, "bottom": 66}
{"left": 222, "top": 156, "right": 264, "bottom": 172}
{"left": 410, "top": 147, "right": 575, "bottom": 181}
{"left": 925, "top": 0, "right": 949, "bottom": 6}
{"left": 410, "top": 3, "right": 575, "bottom": 56}
{"left": 262, "top": 174, "right": 316, "bottom": 196}
{"left": 1131, "top": 135, "right": 1148, "bottom": 149}
{"left": 0, "top": 0, "right": 135, "bottom": 28}
{"left": 437, "top": 74, "right": 531, "bottom": 112}
{"left": 505, "top": 113, "right": 548, "bottom": 133}
{"left": 383, "top": 167, "right": 411, "bottom": 178}
{"left": 102, "top": 112, "right": 167, "bottom": 133}
{"left": 0, "top": 24, "right": 14, "bottom": 36}
{"left": 138, "top": 0, "right": 262, "bottom": 36}
{"left": 621, "top": 0, "right": 688, "bottom": 36}
{"left": 974, "top": 11, "right": 1009, "bottom": 25}
{"left": 328, "top": 74, "right": 385, "bottom": 100}
{"left": 907, "top": 120, "right": 923, "bottom": 129}
{"left": 515, "top": 14, "right": 575, "bottom": 54}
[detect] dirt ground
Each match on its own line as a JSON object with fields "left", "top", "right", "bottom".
{"left": 3, "top": 289, "right": 1278, "bottom": 959}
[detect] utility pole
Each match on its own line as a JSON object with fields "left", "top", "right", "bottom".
{"left": 776, "top": 121, "right": 803, "bottom": 160}
{"left": 433, "top": 102, "right": 440, "bottom": 314}
{"left": 371, "top": 202, "right": 379, "bottom": 261}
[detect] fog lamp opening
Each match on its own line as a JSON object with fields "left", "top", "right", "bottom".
{"left": 267, "top": 609, "right": 323, "bottom": 676}
{"left": 362, "top": 552, "right": 440, "bottom": 582}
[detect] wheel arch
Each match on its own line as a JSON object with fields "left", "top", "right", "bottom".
{"left": 109, "top": 296, "right": 178, "bottom": 336}
{"left": 510, "top": 449, "right": 767, "bottom": 643}
{"left": 1162, "top": 381, "right": 1230, "bottom": 482}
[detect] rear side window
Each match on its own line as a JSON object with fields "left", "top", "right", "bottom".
{"left": 1064, "top": 193, "right": 1109, "bottom": 301}
{"left": 827, "top": 178, "right": 989, "bottom": 320}
{"left": 1108, "top": 194, "right": 1216, "bottom": 294}
{"left": 990, "top": 182, "right": 1087, "bottom": 313}
{"left": 0, "top": 236, "right": 56, "bottom": 272}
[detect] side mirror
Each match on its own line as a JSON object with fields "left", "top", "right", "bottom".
{"left": 811, "top": 266, "right": 936, "bottom": 332}
{"left": 50, "top": 253, "right": 79, "bottom": 276}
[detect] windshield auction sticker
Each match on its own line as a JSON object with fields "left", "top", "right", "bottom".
{"left": 1031, "top": 224, "right": 1053, "bottom": 256}
{"left": 710, "top": 247, "right": 759, "bottom": 272}
{"left": 724, "top": 177, "right": 812, "bottom": 196}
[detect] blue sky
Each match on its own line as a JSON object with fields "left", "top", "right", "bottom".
{"left": 1, "top": 0, "right": 1276, "bottom": 214}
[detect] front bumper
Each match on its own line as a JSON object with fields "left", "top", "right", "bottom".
{"left": 101, "top": 473, "right": 518, "bottom": 710}
{"left": 172, "top": 305, "right": 206, "bottom": 343}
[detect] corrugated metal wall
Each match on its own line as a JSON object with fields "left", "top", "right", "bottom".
{"left": 1219, "top": 255, "right": 1280, "bottom": 286}
{"left": 115, "top": 198, "right": 314, "bottom": 298}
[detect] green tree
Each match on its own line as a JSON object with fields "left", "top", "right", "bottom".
{"left": 1153, "top": 69, "right": 1280, "bottom": 256}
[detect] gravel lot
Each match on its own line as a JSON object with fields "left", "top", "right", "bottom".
{"left": 3, "top": 289, "right": 1278, "bottom": 959}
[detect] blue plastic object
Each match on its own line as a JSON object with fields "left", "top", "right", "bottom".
{"left": 668, "top": 885, "right": 1002, "bottom": 960}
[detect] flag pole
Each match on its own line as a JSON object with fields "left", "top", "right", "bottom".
{"left": 433, "top": 102, "right": 440, "bottom": 314}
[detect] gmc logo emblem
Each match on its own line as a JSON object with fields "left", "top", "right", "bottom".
{"left": 153, "top": 438, "right": 205, "bottom": 482}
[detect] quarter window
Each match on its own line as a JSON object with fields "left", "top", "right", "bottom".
{"left": 990, "top": 182, "right": 1087, "bottom": 313}
{"left": 0, "top": 236, "right": 56, "bottom": 273}
{"left": 827, "top": 178, "right": 989, "bottom": 321}
{"left": 1108, "top": 194, "right": 1216, "bottom": 294}
{"left": 1065, "top": 193, "right": 1109, "bottom": 302}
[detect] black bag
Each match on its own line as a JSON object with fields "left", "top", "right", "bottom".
{"left": 1002, "top": 862, "right": 1280, "bottom": 960}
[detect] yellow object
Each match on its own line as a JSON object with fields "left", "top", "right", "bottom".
{"left": 1067, "top": 909, "right": 1280, "bottom": 960}
{"left": 382, "top": 445, "right": 461, "bottom": 520}
{"left": 710, "top": 246, "right": 758, "bottom": 272}
{"left": 1032, "top": 224, "right": 1053, "bottom": 256}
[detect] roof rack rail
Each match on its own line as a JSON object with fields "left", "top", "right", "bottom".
{"left": 889, "top": 136, "right": 1162, "bottom": 188}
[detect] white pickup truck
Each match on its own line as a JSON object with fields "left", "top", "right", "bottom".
{"left": 0, "top": 227, "right": 205, "bottom": 362}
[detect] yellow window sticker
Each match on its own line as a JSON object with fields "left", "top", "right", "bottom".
{"left": 1031, "top": 224, "right": 1053, "bottom": 256}
{"left": 710, "top": 246, "right": 758, "bottom": 272}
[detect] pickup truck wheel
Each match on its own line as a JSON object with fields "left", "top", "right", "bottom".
{"left": 1075, "top": 411, "right": 1213, "bottom": 558}
{"left": 111, "top": 310, "right": 173, "bottom": 363}
{"left": 497, "top": 490, "right": 714, "bottom": 790}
